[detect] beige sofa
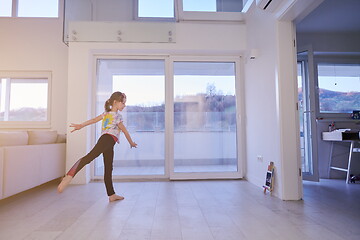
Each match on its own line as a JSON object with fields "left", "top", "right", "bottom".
{"left": 0, "top": 131, "right": 66, "bottom": 200}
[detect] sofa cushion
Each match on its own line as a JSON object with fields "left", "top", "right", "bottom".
{"left": 0, "top": 131, "right": 29, "bottom": 146}
{"left": 28, "top": 130, "right": 58, "bottom": 145}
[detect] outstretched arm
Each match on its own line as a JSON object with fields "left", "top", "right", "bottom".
{"left": 70, "top": 114, "right": 104, "bottom": 133}
{"left": 118, "top": 122, "right": 137, "bottom": 148}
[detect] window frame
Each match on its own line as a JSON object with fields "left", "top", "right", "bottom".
{"left": 0, "top": 71, "right": 52, "bottom": 129}
{"left": 0, "top": 0, "right": 59, "bottom": 18}
{"left": 314, "top": 56, "right": 360, "bottom": 119}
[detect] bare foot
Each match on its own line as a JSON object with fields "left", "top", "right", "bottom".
{"left": 57, "top": 175, "right": 73, "bottom": 193}
{"left": 109, "top": 194, "right": 124, "bottom": 202}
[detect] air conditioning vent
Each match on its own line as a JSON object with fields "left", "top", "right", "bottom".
{"left": 263, "top": 0, "right": 273, "bottom": 10}
{"left": 256, "top": 0, "right": 283, "bottom": 12}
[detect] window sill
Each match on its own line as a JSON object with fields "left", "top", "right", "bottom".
{"left": 316, "top": 118, "right": 360, "bottom": 123}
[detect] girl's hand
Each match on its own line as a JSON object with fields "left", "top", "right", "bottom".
{"left": 130, "top": 142, "right": 137, "bottom": 148}
{"left": 69, "top": 123, "right": 83, "bottom": 133}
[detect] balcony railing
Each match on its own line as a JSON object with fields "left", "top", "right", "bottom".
{"left": 121, "top": 111, "right": 237, "bottom": 132}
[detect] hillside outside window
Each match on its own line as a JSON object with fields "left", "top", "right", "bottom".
{"left": 317, "top": 64, "right": 360, "bottom": 114}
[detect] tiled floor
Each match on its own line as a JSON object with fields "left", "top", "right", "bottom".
{"left": 0, "top": 179, "right": 359, "bottom": 240}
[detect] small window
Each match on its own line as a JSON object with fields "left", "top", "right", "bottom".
{"left": 0, "top": 72, "right": 51, "bottom": 127}
{"left": 183, "top": 0, "right": 216, "bottom": 12}
{"left": 317, "top": 64, "right": 360, "bottom": 114}
{"left": 0, "top": 0, "right": 12, "bottom": 17}
{"left": 137, "top": 0, "right": 174, "bottom": 19}
{"left": 17, "top": 0, "right": 59, "bottom": 17}
{"left": 183, "top": 0, "right": 243, "bottom": 12}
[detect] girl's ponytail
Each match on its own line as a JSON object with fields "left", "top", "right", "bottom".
{"left": 104, "top": 99, "right": 111, "bottom": 112}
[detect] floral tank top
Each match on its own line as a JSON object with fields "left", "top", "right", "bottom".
{"left": 101, "top": 111, "right": 123, "bottom": 143}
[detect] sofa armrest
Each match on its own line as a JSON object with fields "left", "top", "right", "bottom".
{"left": 2, "top": 143, "right": 66, "bottom": 199}
{"left": 2, "top": 146, "right": 42, "bottom": 198}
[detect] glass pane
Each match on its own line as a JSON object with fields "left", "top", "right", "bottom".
{"left": 8, "top": 79, "right": 48, "bottom": 121}
{"left": 298, "top": 63, "right": 305, "bottom": 171}
{"left": 95, "top": 59, "right": 165, "bottom": 176}
{"left": 18, "top": 0, "right": 58, "bottom": 17}
{"left": 298, "top": 61, "right": 312, "bottom": 174}
{"left": 174, "top": 61, "right": 237, "bottom": 173}
{"left": 138, "top": 0, "right": 174, "bottom": 18}
{"left": 318, "top": 64, "right": 360, "bottom": 113}
{"left": 0, "top": 0, "right": 12, "bottom": 17}
{"left": 183, "top": 0, "right": 243, "bottom": 12}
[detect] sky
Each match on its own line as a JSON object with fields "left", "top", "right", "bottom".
{"left": 138, "top": 0, "right": 217, "bottom": 18}
{"left": 298, "top": 75, "right": 360, "bottom": 92}
{"left": 113, "top": 75, "right": 236, "bottom": 107}
{"left": 317, "top": 65, "right": 360, "bottom": 92}
{"left": 298, "top": 64, "right": 360, "bottom": 92}
{"left": 0, "top": 0, "right": 58, "bottom": 17}
{"left": 0, "top": 0, "right": 12, "bottom": 16}
{"left": 10, "top": 82, "right": 48, "bottom": 109}
{"left": 318, "top": 76, "right": 360, "bottom": 92}
{"left": 0, "top": 80, "right": 48, "bottom": 111}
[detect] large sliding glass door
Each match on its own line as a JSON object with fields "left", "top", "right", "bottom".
{"left": 173, "top": 61, "right": 238, "bottom": 174}
{"left": 93, "top": 56, "right": 243, "bottom": 180}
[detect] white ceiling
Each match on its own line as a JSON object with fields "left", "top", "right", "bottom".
{"left": 296, "top": 0, "right": 360, "bottom": 33}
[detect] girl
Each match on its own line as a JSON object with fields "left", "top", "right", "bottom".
{"left": 57, "top": 91, "right": 137, "bottom": 202}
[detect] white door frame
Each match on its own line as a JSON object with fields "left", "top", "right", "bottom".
{"left": 90, "top": 54, "right": 245, "bottom": 181}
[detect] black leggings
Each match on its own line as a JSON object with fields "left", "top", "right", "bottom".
{"left": 67, "top": 134, "right": 116, "bottom": 196}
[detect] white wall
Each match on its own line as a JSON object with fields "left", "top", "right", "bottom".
{"left": 244, "top": 6, "right": 281, "bottom": 193}
{"left": 297, "top": 32, "right": 360, "bottom": 53}
{"left": 66, "top": 21, "right": 247, "bottom": 184}
{"left": 244, "top": 4, "right": 302, "bottom": 200}
{"left": 0, "top": 0, "right": 68, "bottom": 133}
